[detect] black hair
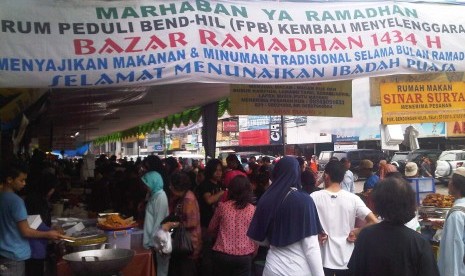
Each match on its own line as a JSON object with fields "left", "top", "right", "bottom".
{"left": 372, "top": 177, "right": 416, "bottom": 225}
{"left": 226, "top": 154, "right": 240, "bottom": 163}
{"left": 340, "top": 157, "right": 349, "bottom": 164}
{"left": 262, "top": 156, "right": 271, "bottom": 163}
{"left": 170, "top": 171, "right": 191, "bottom": 192}
{"left": 296, "top": 157, "right": 305, "bottom": 167}
{"left": 204, "top": 159, "right": 223, "bottom": 181}
{"left": 300, "top": 170, "right": 316, "bottom": 188}
{"left": 164, "top": 157, "right": 179, "bottom": 175}
{"left": 1, "top": 161, "right": 28, "bottom": 183}
{"left": 324, "top": 160, "right": 345, "bottom": 183}
{"left": 228, "top": 175, "right": 253, "bottom": 209}
{"left": 451, "top": 173, "right": 465, "bottom": 197}
{"left": 144, "top": 155, "right": 164, "bottom": 175}
{"left": 226, "top": 154, "right": 246, "bottom": 173}
{"left": 256, "top": 165, "right": 271, "bottom": 185}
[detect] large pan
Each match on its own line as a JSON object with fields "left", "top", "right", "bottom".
{"left": 62, "top": 248, "right": 135, "bottom": 276}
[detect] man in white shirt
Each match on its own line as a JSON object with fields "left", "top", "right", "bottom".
{"left": 339, "top": 158, "right": 354, "bottom": 193}
{"left": 311, "top": 160, "right": 378, "bottom": 276}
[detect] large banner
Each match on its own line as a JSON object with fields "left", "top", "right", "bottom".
{"left": 2, "top": 0, "right": 465, "bottom": 88}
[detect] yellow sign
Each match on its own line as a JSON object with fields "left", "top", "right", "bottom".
{"left": 170, "top": 139, "right": 181, "bottom": 150}
{"left": 380, "top": 82, "right": 465, "bottom": 125}
{"left": 230, "top": 82, "right": 352, "bottom": 117}
{"left": 370, "top": 72, "right": 465, "bottom": 106}
{"left": 447, "top": 121, "right": 465, "bottom": 137}
{"left": 121, "top": 134, "right": 145, "bottom": 143}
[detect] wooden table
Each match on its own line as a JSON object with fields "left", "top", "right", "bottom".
{"left": 57, "top": 247, "right": 155, "bottom": 276}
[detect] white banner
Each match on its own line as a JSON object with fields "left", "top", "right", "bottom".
{"left": 1, "top": 0, "right": 465, "bottom": 87}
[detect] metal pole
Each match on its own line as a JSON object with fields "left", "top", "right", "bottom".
{"left": 163, "top": 127, "right": 167, "bottom": 158}
{"left": 137, "top": 137, "right": 139, "bottom": 157}
{"left": 281, "top": 115, "right": 285, "bottom": 156}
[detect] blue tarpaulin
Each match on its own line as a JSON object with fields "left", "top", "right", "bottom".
{"left": 52, "top": 143, "right": 89, "bottom": 158}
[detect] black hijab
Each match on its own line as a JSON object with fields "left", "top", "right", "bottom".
{"left": 247, "top": 156, "right": 322, "bottom": 247}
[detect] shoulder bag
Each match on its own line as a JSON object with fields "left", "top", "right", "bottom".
{"left": 170, "top": 194, "right": 194, "bottom": 257}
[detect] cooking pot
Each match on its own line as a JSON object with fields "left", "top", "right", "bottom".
{"left": 63, "top": 248, "right": 135, "bottom": 276}
{"left": 65, "top": 242, "right": 111, "bottom": 253}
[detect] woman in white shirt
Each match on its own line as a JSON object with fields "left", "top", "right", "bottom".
{"left": 247, "top": 157, "right": 324, "bottom": 276}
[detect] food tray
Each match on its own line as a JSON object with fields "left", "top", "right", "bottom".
{"left": 97, "top": 223, "right": 138, "bottom": 231}
{"left": 419, "top": 206, "right": 450, "bottom": 219}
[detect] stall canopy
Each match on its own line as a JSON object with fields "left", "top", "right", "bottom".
{"left": 2, "top": 0, "right": 465, "bottom": 149}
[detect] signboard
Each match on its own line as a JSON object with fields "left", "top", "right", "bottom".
{"left": 3, "top": 1, "right": 465, "bottom": 87}
{"left": 334, "top": 143, "right": 358, "bottom": 150}
{"left": 153, "top": 144, "right": 164, "bottom": 151}
{"left": 222, "top": 121, "right": 238, "bottom": 132}
{"left": 370, "top": 72, "right": 465, "bottom": 106}
{"left": 334, "top": 135, "right": 359, "bottom": 142}
{"left": 269, "top": 116, "right": 283, "bottom": 145}
{"left": 447, "top": 121, "right": 465, "bottom": 137}
{"left": 230, "top": 82, "right": 352, "bottom": 116}
{"left": 380, "top": 82, "right": 465, "bottom": 124}
{"left": 170, "top": 139, "right": 181, "bottom": 150}
{"left": 239, "top": 115, "right": 271, "bottom": 130}
{"left": 239, "top": 129, "right": 270, "bottom": 146}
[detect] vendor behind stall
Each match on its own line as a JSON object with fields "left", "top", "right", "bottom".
{"left": 0, "top": 161, "right": 64, "bottom": 276}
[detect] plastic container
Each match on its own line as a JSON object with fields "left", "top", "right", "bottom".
{"left": 105, "top": 229, "right": 133, "bottom": 249}
{"left": 407, "top": 177, "right": 435, "bottom": 205}
{"left": 130, "top": 229, "right": 144, "bottom": 249}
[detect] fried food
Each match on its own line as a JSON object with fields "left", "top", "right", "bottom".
{"left": 98, "top": 214, "right": 134, "bottom": 228}
{"left": 422, "top": 193, "right": 454, "bottom": 208}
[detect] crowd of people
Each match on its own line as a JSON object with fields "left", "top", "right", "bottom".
{"left": 1, "top": 150, "right": 465, "bottom": 276}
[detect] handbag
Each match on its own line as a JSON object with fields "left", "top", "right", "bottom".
{"left": 170, "top": 195, "right": 194, "bottom": 257}
{"left": 171, "top": 223, "right": 193, "bottom": 256}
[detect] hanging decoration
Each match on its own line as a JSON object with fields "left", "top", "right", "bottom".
{"left": 93, "top": 99, "right": 229, "bottom": 145}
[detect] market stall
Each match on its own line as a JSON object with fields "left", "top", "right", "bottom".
{"left": 56, "top": 247, "right": 155, "bottom": 276}
{"left": 418, "top": 193, "right": 454, "bottom": 260}
{"left": 53, "top": 214, "right": 155, "bottom": 276}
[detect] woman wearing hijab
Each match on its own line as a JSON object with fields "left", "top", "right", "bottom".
{"left": 247, "top": 156, "right": 324, "bottom": 276}
{"left": 142, "top": 169, "right": 170, "bottom": 276}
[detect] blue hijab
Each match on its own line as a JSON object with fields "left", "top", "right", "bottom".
{"left": 141, "top": 171, "right": 164, "bottom": 196}
{"left": 247, "top": 156, "right": 322, "bottom": 247}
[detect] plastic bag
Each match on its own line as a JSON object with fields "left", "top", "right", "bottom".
{"left": 154, "top": 228, "right": 172, "bottom": 255}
